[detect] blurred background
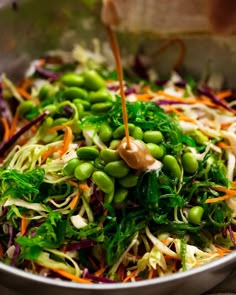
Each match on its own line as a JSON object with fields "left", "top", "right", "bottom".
{"left": 1, "top": 0, "right": 236, "bottom": 88}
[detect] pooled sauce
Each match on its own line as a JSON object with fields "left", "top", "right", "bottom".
{"left": 103, "top": 2, "right": 161, "bottom": 171}
{"left": 118, "top": 137, "right": 162, "bottom": 171}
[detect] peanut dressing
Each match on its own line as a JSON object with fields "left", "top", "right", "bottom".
{"left": 103, "top": 1, "right": 161, "bottom": 171}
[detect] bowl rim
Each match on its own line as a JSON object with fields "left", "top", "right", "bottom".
{"left": 0, "top": 251, "right": 235, "bottom": 290}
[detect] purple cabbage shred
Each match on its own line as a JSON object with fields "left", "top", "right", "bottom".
{"left": 66, "top": 239, "right": 95, "bottom": 251}
{"left": 198, "top": 86, "right": 232, "bottom": 111}
{"left": 83, "top": 268, "right": 115, "bottom": 283}
{"left": 10, "top": 244, "right": 21, "bottom": 267}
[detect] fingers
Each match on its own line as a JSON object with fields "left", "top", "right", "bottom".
{"left": 208, "top": 0, "right": 236, "bottom": 33}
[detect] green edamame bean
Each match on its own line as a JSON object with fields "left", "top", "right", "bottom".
{"left": 113, "top": 124, "right": 135, "bottom": 139}
{"left": 83, "top": 70, "right": 105, "bottom": 91}
{"left": 100, "top": 148, "right": 121, "bottom": 163}
{"left": 63, "top": 87, "right": 88, "bottom": 100}
{"left": 163, "top": 155, "right": 182, "bottom": 179}
{"left": 89, "top": 88, "right": 112, "bottom": 103}
{"left": 63, "top": 158, "right": 81, "bottom": 176}
{"left": 76, "top": 146, "right": 99, "bottom": 160}
{"left": 146, "top": 143, "right": 164, "bottom": 159}
{"left": 188, "top": 130, "right": 208, "bottom": 145}
{"left": 109, "top": 140, "right": 121, "bottom": 150}
{"left": 92, "top": 171, "right": 114, "bottom": 193}
{"left": 143, "top": 130, "right": 163, "bottom": 144}
{"left": 113, "top": 188, "right": 129, "bottom": 204}
{"left": 74, "top": 162, "right": 94, "bottom": 181}
{"left": 73, "top": 98, "right": 91, "bottom": 110}
{"left": 60, "top": 73, "right": 84, "bottom": 87}
{"left": 91, "top": 102, "right": 113, "bottom": 113}
{"left": 188, "top": 206, "right": 204, "bottom": 225}
{"left": 52, "top": 118, "right": 68, "bottom": 126}
{"left": 104, "top": 189, "right": 114, "bottom": 204}
{"left": 39, "top": 84, "right": 55, "bottom": 101}
{"left": 132, "top": 126, "right": 143, "bottom": 140}
{"left": 43, "top": 104, "right": 57, "bottom": 115}
{"left": 104, "top": 160, "right": 130, "bottom": 178}
{"left": 118, "top": 174, "right": 138, "bottom": 188}
{"left": 182, "top": 152, "right": 198, "bottom": 174}
{"left": 99, "top": 123, "right": 113, "bottom": 143}
{"left": 74, "top": 103, "right": 84, "bottom": 114}
{"left": 18, "top": 101, "right": 36, "bottom": 118}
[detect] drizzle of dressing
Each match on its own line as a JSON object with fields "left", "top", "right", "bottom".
{"left": 102, "top": 1, "right": 162, "bottom": 171}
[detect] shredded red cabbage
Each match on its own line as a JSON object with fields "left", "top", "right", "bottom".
{"left": 83, "top": 269, "right": 115, "bottom": 283}
{"left": 156, "top": 99, "right": 188, "bottom": 106}
{"left": 198, "top": 86, "right": 232, "bottom": 111}
{"left": 35, "top": 67, "right": 61, "bottom": 81}
{"left": 66, "top": 240, "right": 95, "bottom": 251}
{"left": 10, "top": 244, "right": 21, "bottom": 267}
{"left": 228, "top": 224, "right": 236, "bottom": 249}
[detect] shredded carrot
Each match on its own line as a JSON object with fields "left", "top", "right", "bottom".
{"left": 135, "top": 93, "right": 154, "bottom": 102}
{"left": 160, "top": 239, "right": 169, "bottom": 245}
{"left": 61, "top": 126, "right": 72, "bottom": 155}
{"left": 205, "top": 194, "right": 231, "bottom": 203}
{"left": 148, "top": 268, "right": 154, "bottom": 279}
{"left": 16, "top": 87, "right": 33, "bottom": 100}
{"left": 49, "top": 125, "right": 73, "bottom": 156}
{"left": 221, "top": 122, "right": 233, "bottom": 129}
{"left": 1, "top": 117, "right": 10, "bottom": 142}
{"left": 70, "top": 192, "right": 79, "bottom": 210}
{"left": 9, "top": 108, "right": 19, "bottom": 136}
{"left": 157, "top": 91, "right": 217, "bottom": 108}
{"left": 123, "top": 270, "right": 137, "bottom": 282}
{"left": 51, "top": 268, "right": 92, "bottom": 284}
{"left": 21, "top": 215, "right": 27, "bottom": 236}
{"left": 177, "top": 116, "right": 196, "bottom": 124}
{"left": 41, "top": 146, "right": 58, "bottom": 163}
{"left": 164, "top": 106, "right": 182, "bottom": 115}
{"left": 217, "top": 142, "right": 236, "bottom": 149}
{"left": 98, "top": 209, "right": 108, "bottom": 228}
{"left": 79, "top": 183, "right": 90, "bottom": 191}
{"left": 94, "top": 267, "right": 106, "bottom": 277}
{"left": 213, "top": 186, "right": 236, "bottom": 195}
{"left": 216, "top": 90, "right": 232, "bottom": 100}
{"left": 215, "top": 244, "right": 232, "bottom": 254}
{"left": 38, "top": 59, "right": 46, "bottom": 67}
{"left": 68, "top": 180, "right": 79, "bottom": 187}
{"left": 20, "top": 78, "right": 32, "bottom": 91}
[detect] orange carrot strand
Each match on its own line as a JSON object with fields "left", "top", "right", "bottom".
{"left": 21, "top": 215, "right": 27, "bottom": 236}
{"left": 205, "top": 195, "right": 231, "bottom": 203}
{"left": 68, "top": 180, "right": 79, "bottom": 187}
{"left": 51, "top": 269, "right": 91, "bottom": 284}
{"left": 123, "top": 270, "right": 137, "bottom": 283}
{"left": 148, "top": 268, "right": 154, "bottom": 279}
{"left": 79, "top": 183, "right": 90, "bottom": 191}
{"left": 70, "top": 192, "right": 79, "bottom": 210}
{"left": 9, "top": 109, "right": 19, "bottom": 136}
{"left": 16, "top": 88, "right": 33, "bottom": 100}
